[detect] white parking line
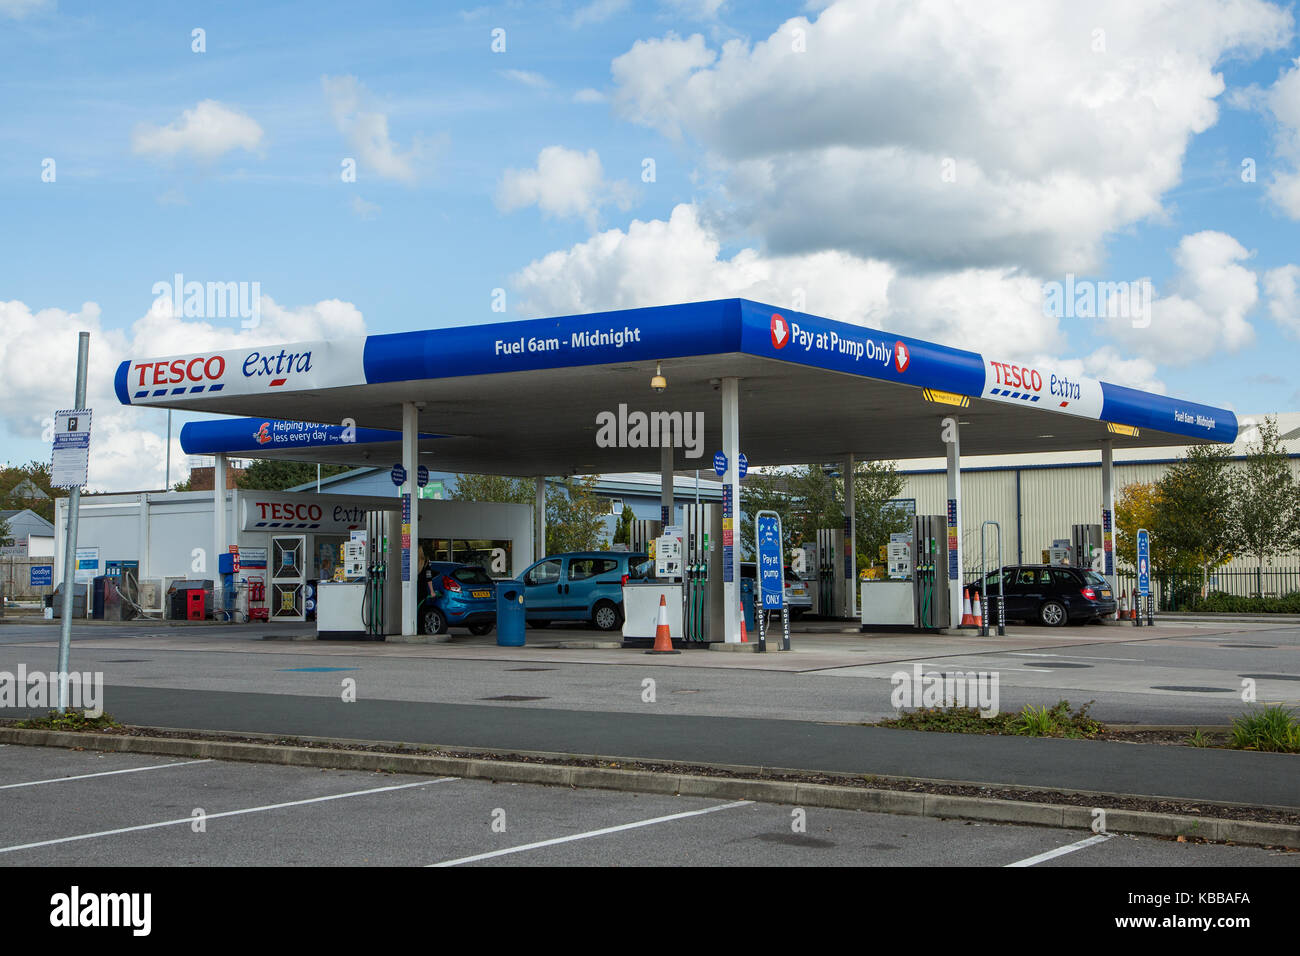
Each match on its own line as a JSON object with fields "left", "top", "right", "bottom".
{"left": 430, "top": 800, "right": 753, "bottom": 866}
{"left": 0, "top": 759, "right": 213, "bottom": 790}
{"left": 0, "top": 777, "right": 457, "bottom": 855}
{"left": 1004, "top": 833, "right": 1111, "bottom": 867}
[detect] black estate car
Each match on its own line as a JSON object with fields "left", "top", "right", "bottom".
{"left": 971, "top": 564, "right": 1117, "bottom": 626}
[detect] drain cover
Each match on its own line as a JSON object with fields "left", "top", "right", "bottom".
{"left": 506, "top": 667, "right": 557, "bottom": 672}
{"left": 1037, "top": 662, "right": 1093, "bottom": 668}
{"left": 99, "top": 659, "right": 151, "bottom": 663}
{"left": 1150, "top": 685, "right": 1235, "bottom": 693}
{"left": 479, "top": 695, "right": 549, "bottom": 701}
{"left": 1238, "top": 673, "right": 1300, "bottom": 682}
{"left": 1219, "top": 644, "right": 1277, "bottom": 649}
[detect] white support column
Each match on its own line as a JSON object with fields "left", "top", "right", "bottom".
{"left": 213, "top": 454, "right": 227, "bottom": 574}
{"left": 138, "top": 493, "right": 150, "bottom": 581}
{"left": 944, "top": 418, "right": 963, "bottom": 629}
{"left": 401, "top": 402, "right": 419, "bottom": 636}
{"left": 1101, "top": 439, "right": 1117, "bottom": 614}
{"left": 660, "top": 443, "right": 674, "bottom": 527}
{"left": 535, "top": 476, "right": 547, "bottom": 559}
{"left": 843, "top": 455, "right": 857, "bottom": 619}
{"left": 721, "top": 377, "right": 742, "bottom": 642}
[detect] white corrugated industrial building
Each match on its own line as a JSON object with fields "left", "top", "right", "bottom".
{"left": 894, "top": 412, "right": 1300, "bottom": 572}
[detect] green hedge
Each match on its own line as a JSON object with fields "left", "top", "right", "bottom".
{"left": 1187, "top": 591, "right": 1300, "bottom": 614}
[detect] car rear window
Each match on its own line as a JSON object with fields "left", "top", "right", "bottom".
{"left": 451, "top": 567, "right": 493, "bottom": 586}
{"left": 1083, "top": 570, "right": 1108, "bottom": 586}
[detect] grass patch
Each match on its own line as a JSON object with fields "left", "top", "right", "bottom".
{"left": 14, "top": 710, "right": 122, "bottom": 732}
{"left": 1228, "top": 706, "right": 1300, "bottom": 754}
{"left": 879, "top": 700, "right": 1105, "bottom": 739}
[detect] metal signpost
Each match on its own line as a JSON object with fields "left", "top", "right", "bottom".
{"left": 1135, "top": 528, "right": 1152, "bottom": 627}
{"left": 755, "top": 510, "right": 789, "bottom": 652}
{"left": 53, "top": 332, "right": 90, "bottom": 712}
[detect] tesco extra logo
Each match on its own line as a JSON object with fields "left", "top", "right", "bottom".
{"left": 132, "top": 348, "right": 313, "bottom": 391}
{"left": 255, "top": 501, "right": 322, "bottom": 522}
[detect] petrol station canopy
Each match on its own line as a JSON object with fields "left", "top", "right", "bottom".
{"left": 114, "top": 298, "right": 1238, "bottom": 475}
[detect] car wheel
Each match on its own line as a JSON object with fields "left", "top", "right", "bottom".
{"left": 1038, "top": 600, "right": 1067, "bottom": 627}
{"left": 468, "top": 622, "right": 493, "bottom": 636}
{"left": 422, "top": 607, "right": 448, "bottom": 635}
{"left": 527, "top": 619, "right": 550, "bottom": 629}
{"left": 592, "top": 600, "right": 621, "bottom": 631}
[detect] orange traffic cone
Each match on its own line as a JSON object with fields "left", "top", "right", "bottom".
{"left": 739, "top": 601, "right": 749, "bottom": 643}
{"left": 645, "top": 594, "right": 680, "bottom": 655}
{"left": 971, "top": 590, "right": 983, "bottom": 628}
{"left": 960, "top": 587, "right": 976, "bottom": 627}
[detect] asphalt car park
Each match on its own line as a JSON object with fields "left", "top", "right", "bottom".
{"left": 0, "top": 746, "right": 1293, "bottom": 867}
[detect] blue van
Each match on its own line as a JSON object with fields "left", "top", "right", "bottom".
{"left": 519, "top": 551, "right": 649, "bottom": 630}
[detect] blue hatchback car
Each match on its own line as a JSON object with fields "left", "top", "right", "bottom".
{"left": 519, "top": 551, "right": 648, "bottom": 630}
{"left": 419, "top": 562, "right": 498, "bottom": 635}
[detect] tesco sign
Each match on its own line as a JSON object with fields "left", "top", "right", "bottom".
{"left": 133, "top": 355, "right": 226, "bottom": 387}
{"left": 990, "top": 361, "right": 1042, "bottom": 393}
{"left": 254, "top": 501, "right": 322, "bottom": 523}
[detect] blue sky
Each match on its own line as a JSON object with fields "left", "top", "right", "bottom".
{"left": 3, "top": 0, "right": 1300, "bottom": 488}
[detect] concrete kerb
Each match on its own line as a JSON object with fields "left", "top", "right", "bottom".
{"left": 1, "top": 726, "right": 1295, "bottom": 849}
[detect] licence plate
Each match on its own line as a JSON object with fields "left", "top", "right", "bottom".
{"left": 792, "top": 588, "right": 806, "bottom": 596}
{"left": 1100, "top": 590, "right": 1111, "bottom": 598}
{"left": 472, "top": 590, "right": 492, "bottom": 599}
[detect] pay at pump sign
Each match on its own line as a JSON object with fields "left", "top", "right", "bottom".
{"left": 756, "top": 513, "right": 785, "bottom": 610}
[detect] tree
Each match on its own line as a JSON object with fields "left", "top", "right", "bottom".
{"left": 0, "top": 514, "right": 11, "bottom": 548}
{"left": 546, "top": 476, "right": 608, "bottom": 554}
{"left": 448, "top": 474, "right": 534, "bottom": 505}
{"left": 1231, "top": 416, "right": 1300, "bottom": 594}
{"left": 236, "top": 460, "right": 351, "bottom": 491}
{"left": 739, "top": 461, "right": 907, "bottom": 563}
{"left": 1153, "top": 442, "right": 1237, "bottom": 590}
{"left": 612, "top": 505, "right": 635, "bottom": 546}
{"left": 0, "top": 462, "right": 64, "bottom": 523}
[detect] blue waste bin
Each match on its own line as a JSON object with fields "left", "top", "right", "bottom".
{"left": 496, "top": 581, "right": 526, "bottom": 646}
{"left": 740, "top": 578, "right": 756, "bottom": 632}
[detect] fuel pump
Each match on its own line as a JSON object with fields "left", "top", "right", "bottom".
{"left": 1072, "top": 524, "right": 1104, "bottom": 572}
{"left": 911, "top": 514, "right": 951, "bottom": 629}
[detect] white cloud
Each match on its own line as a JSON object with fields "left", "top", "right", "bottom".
{"left": 610, "top": 1, "right": 1292, "bottom": 273}
{"left": 501, "top": 69, "right": 550, "bottom": 89}
{"left": 1264, "top": 263, "right": 1300, "bottom": 336}
{"left": 131, "top": 100, "right": 263, "bottom": 162}
{"left": 1096, "top": 231, "right": 1258, "bottom": 365}
{"left": 350, "top": 195, "right": 380, "bottom": 220}
{"left": 573, "top": 0, "right": 628, "bottom": 28}
{"left": 663, "top": 0, "right": 727, "bottom": 19}
{"left": 510, "top": 202, "right": 1066, "bottom": 358}
{"left": 573, "top": 88, "right": 607, "bottom": 104}
{"left": 1264, "top": 58, "right": 1300, "bottom": 217}
{"left": 322, "top": 75, "right": 431, "bottom": 184}
{"left": 0, "top": 296, "right": 366, "bottom": 491}
{"left": 496, "top": 146, "right": 635, "bottom": 230}
{"left": 0, "top": 0, "right": 51, "bottom": 19}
